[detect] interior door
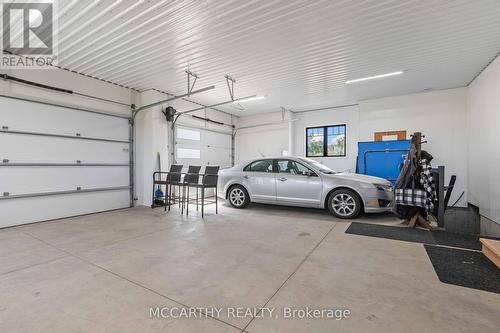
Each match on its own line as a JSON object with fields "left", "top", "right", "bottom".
{"left": 242, "top": 159, "right": 276, "bottom": 201}
{"left": 275, "top": 159, "right": 322, "bottom": 206}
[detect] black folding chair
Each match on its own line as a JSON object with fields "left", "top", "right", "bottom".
{"left": 186, "top": 166, "right": 219, "bottom": 217}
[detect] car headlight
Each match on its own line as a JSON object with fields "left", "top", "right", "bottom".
{"left": 374, "top": 184, "right": 393, "bottom": 192}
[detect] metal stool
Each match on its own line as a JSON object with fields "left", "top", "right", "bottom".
{"left": 165, "top": 164, "right": 183, "bottom": 211}
{"left": 186, "top": 166, "right": 219, "bottom": 217}
{"left": 181, "top": 165, "right": 202, "bottom": 214}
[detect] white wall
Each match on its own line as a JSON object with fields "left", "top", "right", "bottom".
{"left": 235, "top": 111, "right": 291, "bottom": 163}
{"left": 133, "top": 90, "right": 170, "bottom": 207}
{"left": 359, "top": 88, "right": 469, "bottom": 207}
{"left": 467, "top": 55, "right": 500, "bottom": 227}
{"left": 291, "top": 105, "right": 359, "bottom": 173}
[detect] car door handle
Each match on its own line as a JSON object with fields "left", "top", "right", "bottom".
{"left": 278, "top": 177, "right": 287, "bottom": 182}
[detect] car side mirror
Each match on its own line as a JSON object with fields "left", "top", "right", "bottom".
{"left": 302, "top": 170, "right": 313, "bottom": 177}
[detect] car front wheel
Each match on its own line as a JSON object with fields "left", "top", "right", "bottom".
{"left": 327, "top": 189, "right": 362, "bottom": 219}
{"left": 227, "top": 185, "right": 250, "bottom": 208}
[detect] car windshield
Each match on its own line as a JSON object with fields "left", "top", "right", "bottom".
{"left": 299, "top": 158, "right": 339, "bottom": 174}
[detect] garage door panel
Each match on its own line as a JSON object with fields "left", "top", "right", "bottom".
{"left": 175, "top": 139, "right": 204, "bottom": 148}
{"left": 175, "top": 125, "right": 232, "bottom": 171}
{"left": 0, "top": 134, "right": 129, "bottom": 163}
{"left": 176, "top": 141, "right": 231, "bottom": 151}
{"left": 0, "top": 167, "right": 129, "bottom": 194}
{"left": 1, "top": 97, "right": 129, "bottom": 140}
{"left": 0, "top": 190, "right": 130, "bottom": 228}
{"left": 201, "top": 147, "right": 231, "bottom": 168}
{"left": 175, "top": 160, "right": 230, "bottom": 170}
{"left": 202, "top": 131, "right": 231, "bottom": 146}
{"left": 0, "top": 96, "right": 131, "bottom": 227}
{"left": 176, "top": 158, "right": 202, "bottom": 170}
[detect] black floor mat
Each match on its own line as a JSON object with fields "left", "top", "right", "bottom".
{"left": 432, "top": 230, "right": 481, "bottom": 251}
{"left": 345, "top": 222, "right": 435, "bottom": 244}
{"left": 345, "top": 223, "right": 482, "bottom": 251}
{"left": 425, "top": 245, "right": 500, "bottom": 294}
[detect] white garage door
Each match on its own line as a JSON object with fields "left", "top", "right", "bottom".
{"left": 0, "top": 95, "right": 131, "bottom": 228}
{"left": 175, "top": 124, "right": 232, "bottom": 170}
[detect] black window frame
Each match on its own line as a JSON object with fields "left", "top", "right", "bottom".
{"left": 306, "top": 124, "right": 346, "bottom": 158}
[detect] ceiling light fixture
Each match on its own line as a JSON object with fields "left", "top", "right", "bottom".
{"left": 233, "top": 95, "right": 265, "bottom": 103}
{"left": 345, "top": 71, "right": 404, "bottom": 84}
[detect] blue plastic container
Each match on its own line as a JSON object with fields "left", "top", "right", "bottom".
{"left": 357, "top": 140, "right": 411, "bottom": 185}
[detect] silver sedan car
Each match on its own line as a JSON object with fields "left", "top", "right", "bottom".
{"left": 217, "top": 156, "right": 394, "bottom": 219}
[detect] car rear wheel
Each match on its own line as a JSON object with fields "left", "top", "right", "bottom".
{"left": 228, "top": 185, "right": 250, "bottom": 208}
{"left": 328, "top": 189, "right": 362, "bottom": 219}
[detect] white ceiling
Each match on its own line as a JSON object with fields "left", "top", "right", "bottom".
{"left": 53, "top": 0, "right": 500, "bottom": 114}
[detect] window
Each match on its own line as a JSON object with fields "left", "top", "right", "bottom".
{"left": 177, "top": 128, "right": 201, "bottom": 141}
{"left": 327, "top": 125, "right": 346, "bottom": 156}
{"left": 276, "top": 159, "right": 314, "bottom": 176}
{"left": 306, "top": 124, "right": 346, "bottom": 157}
{"left": 306, "top": 127, "right": 324, "bottom": 157}
{"left": 244, "top": 160, "right": 273, "bottom": 172}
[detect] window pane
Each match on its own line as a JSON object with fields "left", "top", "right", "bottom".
{"left": 327, "top": 126, "right": 345, "bottom": 156}
{"left": 307, "top": 127, "right": 324, "bottom": 157}
{"left": 328, "top": 126, "right": 338, "bottom": 135}
{"left": 294, "top": 162, "right": 308, "bottom": 173}
{"left": 277, "top": 160, "right": 309, "bottom": 175}
{"left": 277, "top": 160, "right": 288, "bottom": 173}
{"left": 246, "top": 160, "right": 272, "bottom": 172}
{"left": 177, "top": 128, "right": 200, "bottom": 141}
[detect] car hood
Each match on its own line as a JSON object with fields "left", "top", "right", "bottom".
{"left": 325, "top": 172, "right": 391, "bottom": 185}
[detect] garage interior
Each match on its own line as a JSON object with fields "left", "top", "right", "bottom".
{"left": 1, "top": 1, "right": 500, "bottom": 332}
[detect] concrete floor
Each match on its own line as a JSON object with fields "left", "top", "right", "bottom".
{"left": 1, "top": 203, "right": 499, "bottom": 332}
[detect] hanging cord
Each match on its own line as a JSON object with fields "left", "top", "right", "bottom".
{"left": 450, "top": 191, "right": 465, "bottom": 207}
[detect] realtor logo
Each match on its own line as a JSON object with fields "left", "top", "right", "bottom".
{"left": 1, "top": 0, "right": 57, "bottom": 68}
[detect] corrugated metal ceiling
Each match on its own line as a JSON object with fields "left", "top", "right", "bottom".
{"left": 51, "top": 0, "right": 500, "bottom": 113}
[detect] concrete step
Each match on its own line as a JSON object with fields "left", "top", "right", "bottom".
{"left": 480, "top": 238, "right": 500, "bottom": 269}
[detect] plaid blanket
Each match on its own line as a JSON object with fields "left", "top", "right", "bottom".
{"left": 419, "top": 159, "right": 437, "bottom": 212}
{"left": 395, "top": 159, "right": 437, "bottom": 212}
{"left": 395, "top": 188, "right": 427, "bottom": 208}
